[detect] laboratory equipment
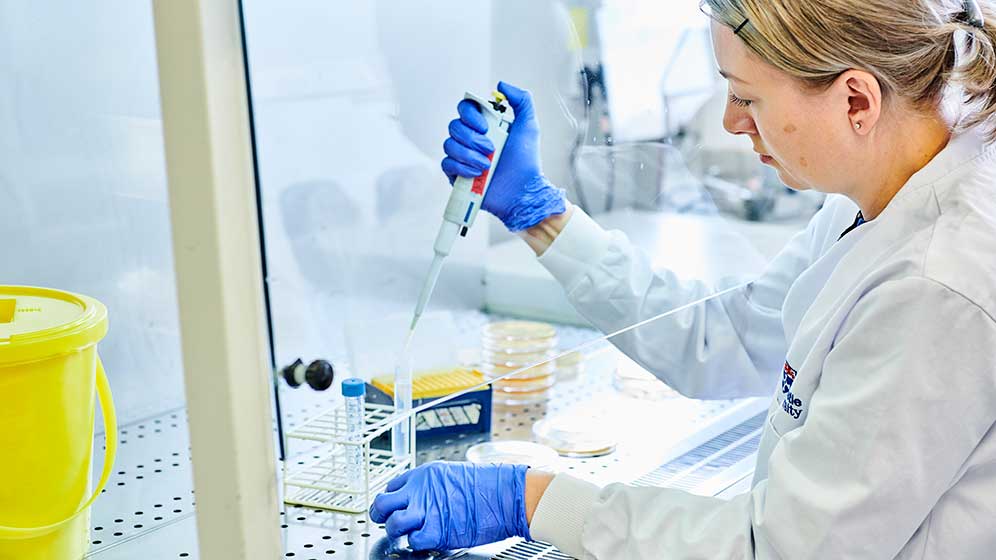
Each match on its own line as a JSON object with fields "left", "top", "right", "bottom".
{"left": 442, "top": 81, "right": 567, "bottom": 233}
{"left": 466, "top": 441, "right": 560, "bottom": 470}
{"left": 283, "top": 397, "right": 415, "bottom": 514}
{"left": 342, "top": 378, "right": 366, "bottom": 489}
{"left": 393, "top": 350, "right": 414, "bottom": 460}
{"left": 0, "top": 286, "right": 117, "bottom": 560}
{"left": 367, "top": 367, "right": 492, "bottom": 443}
{"left": 409, "top": 91, "right": 514, "bottom": 334}
{"left": 532, "top": 412, "right": 618, "bottom": 458}
{"left": 401, "top": 90, "right": 512, "bottom": 460}
{"left": 279, "top": 358, "right": 335, "bottom": 391}
{"left": 480, "top": 321, "right": 558, "bottom": 405}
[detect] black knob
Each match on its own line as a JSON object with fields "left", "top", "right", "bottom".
{"left": 305, "top": 359, "right": 335, "bottom": 391}
{"left": 280, "top": 358, "right": 305, "bottom": 388}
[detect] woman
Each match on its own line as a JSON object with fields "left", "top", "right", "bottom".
{"left": 371, "top": 1, "right": 996, "bottom": 557}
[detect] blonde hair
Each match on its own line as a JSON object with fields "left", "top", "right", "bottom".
{"left": 705, "top": 0, "right": 996, "bottom": 142}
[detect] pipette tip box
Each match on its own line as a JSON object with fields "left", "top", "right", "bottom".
{"left": 366, "top": 368, "right": 492, "bottom": 443}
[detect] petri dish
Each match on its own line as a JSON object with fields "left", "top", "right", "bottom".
{"left": 481, "top": 348, "right": 555, "bottom": 366}
{"left": 482, "top": 321, "right": 558, "bottom": 354}
{"left": 483, "top": 320, "right": 557, "bottom": 342}
{"left": 614, "top": 358, "right": 680, "bottom": 400}
{"left": 555, "top": 351, "right": 584, "bottom": 381}
{"left": 481, "top": 320, "right": 559, "bottom": 405}
{"left": 532, "top": 413, "right": 618, "bottom": 458}
{"left": 494, "top": 391, "right": 552, "bottom": 406}
{"left": 480, "top": 361, "right": 556, "bottom": 381}
{"left": 466, "top": 441, "right": 560, "bottom": 470}
{"left": 487, "top": 373, "right": 556, "bottom": 393}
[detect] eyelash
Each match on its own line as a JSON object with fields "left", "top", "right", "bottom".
{"left": 728, "top": 93, "right": 752, "bottom": 108}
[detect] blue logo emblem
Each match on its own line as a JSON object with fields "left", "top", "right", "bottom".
{"left": 780, "top": 361, "right": 804, "bottom": 420}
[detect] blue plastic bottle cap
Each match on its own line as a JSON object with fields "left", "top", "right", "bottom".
{"left": 341, "top": 378, "right": 366, "bottom": 397}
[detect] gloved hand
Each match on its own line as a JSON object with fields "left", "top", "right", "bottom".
{"left": 369, "top": 461, "right": 531, "bottom": 551}
{"left": 441, "top": 81, "right": 566, "bottom": 232}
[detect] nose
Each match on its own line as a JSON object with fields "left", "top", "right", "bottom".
{"left": 723, "top": 101, "right": 758, "bottom": 137}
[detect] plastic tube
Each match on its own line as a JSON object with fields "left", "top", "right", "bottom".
{"left": 342, "top": 378, "right": 366, "bottom": 488}
{"left": 391, "top": 348, "right": 413, "bottom": 461}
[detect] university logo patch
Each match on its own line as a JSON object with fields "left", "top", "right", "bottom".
{"left": 781, "top": 362, "right": 797, "bottom": 394}
{"left": 780, "top": 361, "right": 804, "bottom": 420}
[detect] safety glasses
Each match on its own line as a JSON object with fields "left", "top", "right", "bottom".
{"left": 698, "top": 0, "right": 751, "bottom": 35}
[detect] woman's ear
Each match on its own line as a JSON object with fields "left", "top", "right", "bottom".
{"left": 837, "top": 69, "right": 882, "bottom": 135}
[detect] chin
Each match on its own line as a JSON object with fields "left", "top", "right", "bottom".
{"left": 775, "top": 168, "right": 810, "bottom": 192}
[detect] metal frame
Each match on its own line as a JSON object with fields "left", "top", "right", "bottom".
{"left": 151, "top": 0, "right": 281, "bottom": 558}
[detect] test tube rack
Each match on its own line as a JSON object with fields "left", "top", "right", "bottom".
{"left": 282, "top": 401, "right": 416, "bottom": 514}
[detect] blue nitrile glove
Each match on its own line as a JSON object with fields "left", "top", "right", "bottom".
{"left": 441, "top": 81, "right": 566, "bottom": 232}
{"left": 369, "top": 461, "right": 531, "bottom": 551}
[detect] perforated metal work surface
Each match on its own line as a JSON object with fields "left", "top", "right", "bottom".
{"left": 87, "top": 346, "right": 766, "bottom": 559}
{"left": 83, "top": 405, "right": 573, "bottom": 560}
{"left": 86, "top": 409, "right": 198, "bottom": 556}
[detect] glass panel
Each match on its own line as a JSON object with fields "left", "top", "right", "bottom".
{"left": 0, "top": 1, "right": 199, "bottom": 557}
{"left": 0, "top": 3, "right": 185, "bottom": 421}
{"left": 410, "top": 290, "right": 777, "bottom": 489}
{"left": 244, "top": 0, "right": 822, "bottom": 492}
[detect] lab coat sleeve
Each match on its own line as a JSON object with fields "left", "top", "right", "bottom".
{"left": 530, "top": 276, "right": 996, "bottom": 559}
{"left": 537, "top": 206, "right": 821, "bottom": 399}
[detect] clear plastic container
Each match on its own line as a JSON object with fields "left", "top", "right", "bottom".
{"left": 465, "top": 441, "right": 560, "bottom": 470}
{"left": 532, "top": 412, "right": 618, "bottom": 458}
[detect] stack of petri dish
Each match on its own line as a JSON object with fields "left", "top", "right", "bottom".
{"left": 480, "top": 321, "right": 558, "bottom": 405}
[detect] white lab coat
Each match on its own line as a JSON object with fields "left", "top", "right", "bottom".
{"left": 528, "top": 129, "right": 996, "bottom": 559}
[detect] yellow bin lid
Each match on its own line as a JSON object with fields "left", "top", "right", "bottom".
{"left": 0, "top": 286, "right": 108, "bottom": 366}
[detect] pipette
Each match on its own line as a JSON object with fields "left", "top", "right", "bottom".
{"left": 409, "top": 91, "right": 515, "bottom": 334}
{"left": 393, "top": 91, "right": 514, "bottom": 461}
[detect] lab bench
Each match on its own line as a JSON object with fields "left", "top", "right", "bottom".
{"left": 84, "top": 344, "right": 766, "bottom": 559}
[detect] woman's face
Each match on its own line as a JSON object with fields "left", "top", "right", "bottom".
{"left": 710, "top": 21, "right": 854, "bottom": 193}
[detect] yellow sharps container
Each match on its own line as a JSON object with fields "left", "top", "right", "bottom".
{"left": 0, "top": 286, "right": 117, "bottom": 560}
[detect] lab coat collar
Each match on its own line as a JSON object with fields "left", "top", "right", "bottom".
{"left": 903, "top": 127, "right": 994, "bottom": 193}
{"left": 872, "top": 127, "right": 994, "bottom": 223}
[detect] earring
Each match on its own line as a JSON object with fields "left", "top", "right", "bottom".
{"left": 855, "top": 122, "right": 862, "bottom": 130}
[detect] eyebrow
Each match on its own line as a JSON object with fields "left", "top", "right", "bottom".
{"left": 718, "top": 69, "right": 750, "bottom": 85}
